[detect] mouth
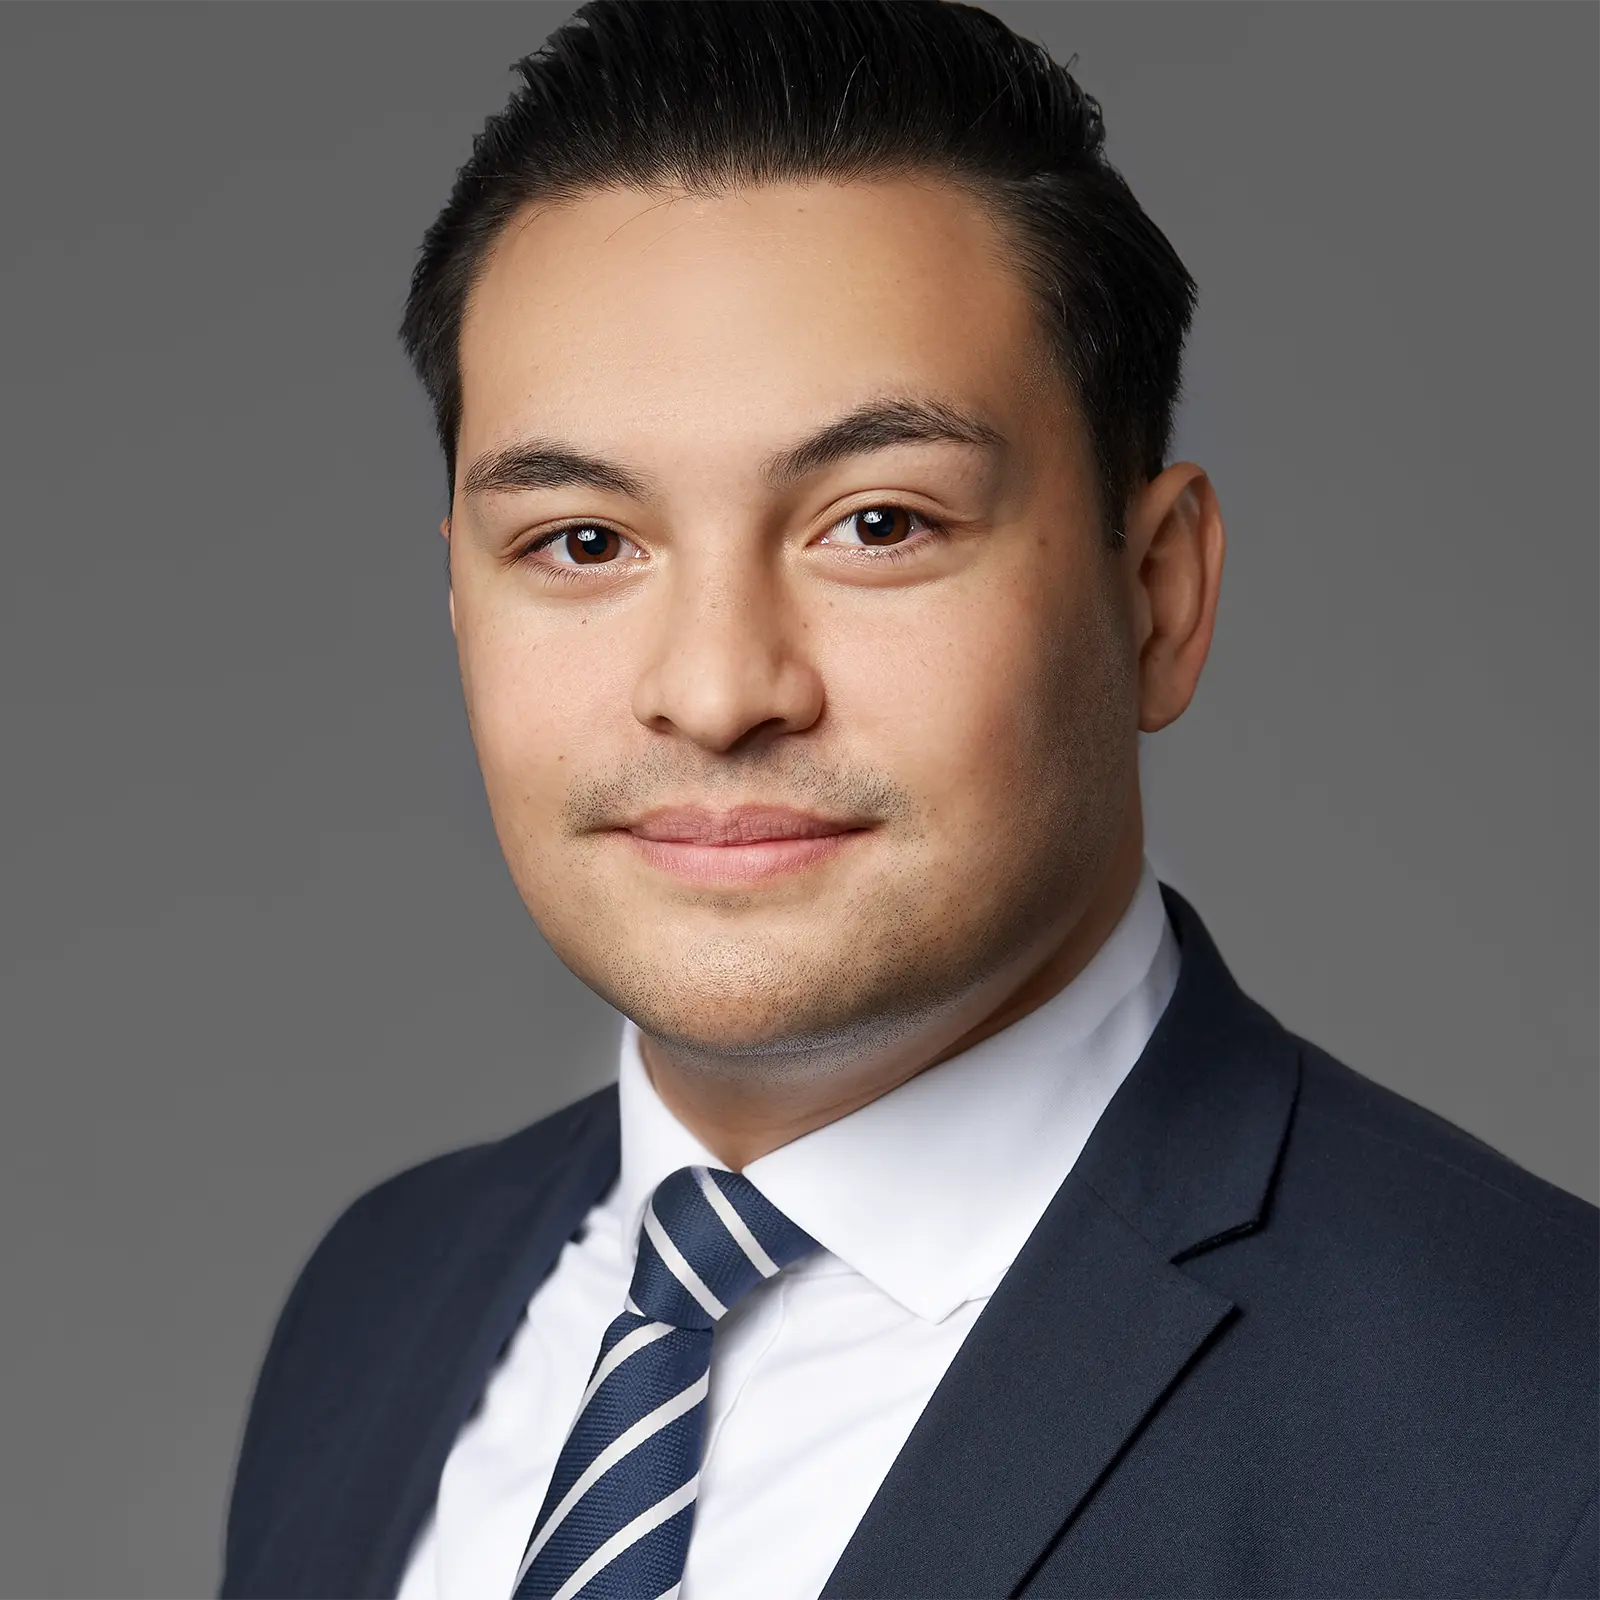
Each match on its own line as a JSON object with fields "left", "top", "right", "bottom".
{"left": 613, "top": 804, "right": 871, "bottom": 888}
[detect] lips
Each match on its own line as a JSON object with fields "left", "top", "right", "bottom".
{"left": 616, "top": 805, "right": 868, "bottom": 886}
{"left": 624, "top": 804, "right": 862, "bottom": 846}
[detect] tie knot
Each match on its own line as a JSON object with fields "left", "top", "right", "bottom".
{"left": 628, "top": 1165, "right": 817, "bottom": 1329}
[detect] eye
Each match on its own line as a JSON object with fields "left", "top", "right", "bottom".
{"left": 527, "top": 524, "right": 643, "bottom": 567}
{"left": 819, "top": 504, "right": 941, "bottom": 551}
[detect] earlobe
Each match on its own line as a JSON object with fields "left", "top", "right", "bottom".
{"left": 1131, "top": 464, "right": 1226, "bottom": 734}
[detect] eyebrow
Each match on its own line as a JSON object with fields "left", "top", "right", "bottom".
{"left": 458, "top": 395, "right": 1008, "bottom": 502}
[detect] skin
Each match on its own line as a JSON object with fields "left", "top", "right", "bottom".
{"left": 443, "top": 177, "right": 1224, "bottom": 1169}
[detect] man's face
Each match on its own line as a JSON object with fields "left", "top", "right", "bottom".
{"left": 449, "top": 178, "right": 1140, "bottom": 1061}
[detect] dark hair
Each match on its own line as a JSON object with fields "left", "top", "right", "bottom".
{"left": 398, "top": 0, "right": 1197, "bottom": 540}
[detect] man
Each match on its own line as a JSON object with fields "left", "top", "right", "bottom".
{"left": 221, "top": 2, "right": 1598, "bottom": 1596}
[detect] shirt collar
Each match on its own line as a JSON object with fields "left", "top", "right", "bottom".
{"left": 613, "top": 858, "right": 1180, "bottom": 1323}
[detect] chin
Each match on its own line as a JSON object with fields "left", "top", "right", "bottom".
{"left": 574, "top": 932, "right": 970, "bottom": 1068}
{"left": 634, "top": 1006, "right": 825, "bottom": 1063}
{"left": 608, "top": 966, "right": 859, "bottom": 1061}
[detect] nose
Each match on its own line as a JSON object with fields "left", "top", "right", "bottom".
{"left": 631, "top": 551, "right": 824, "bottom": 753}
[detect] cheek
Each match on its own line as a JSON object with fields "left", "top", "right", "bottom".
{"left": 456, "top": 596, "right": 628, "bottom": 822}
{"left": 821, "top": 580, "right": 1072, "bottom": 824}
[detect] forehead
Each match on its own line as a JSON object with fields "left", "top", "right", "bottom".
{"left": 456, "top": 177, "right": 1069, "bottom": 470}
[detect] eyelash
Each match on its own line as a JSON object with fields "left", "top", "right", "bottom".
{"left": 519, "top": 505, "right": 949, "bottom": 585}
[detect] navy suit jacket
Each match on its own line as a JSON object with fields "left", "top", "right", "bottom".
{"left": 222, "top": 888, "right": 1598, "bottom": 1598}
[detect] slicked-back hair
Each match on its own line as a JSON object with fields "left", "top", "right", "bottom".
{"left": 398, "top": 0, "right": 1197, "bottom": 542}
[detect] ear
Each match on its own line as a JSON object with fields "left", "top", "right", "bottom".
{"left": 1120, "top": 462, "right": 1225, "bottom": 733}
{"left": 440, "top": 516, "right": 456, "bottom": 637}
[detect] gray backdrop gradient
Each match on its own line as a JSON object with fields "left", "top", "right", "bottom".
{"left": 0, "top": 3, "right": 1594, "bottom": 1595}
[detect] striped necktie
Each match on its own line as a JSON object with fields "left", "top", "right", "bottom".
{"left": 511, "top": 1164, "right": 818, "bottom": 1600}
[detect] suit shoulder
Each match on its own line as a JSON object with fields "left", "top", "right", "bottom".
{"left": 255, "top": 1083, "right": 618, "bottom": 1364}
{"left": 1266, "top": 1038, "right": 1597, "bottom": 1406}
{"left": 224, "top": 1085, "right": 619, "bottom": 1586}
{"left": 1291, "top": 1039, "right": 1597, "bottom": 1247}
{"left": 300, "top": 1083, "right": 619, "bottom": 1287}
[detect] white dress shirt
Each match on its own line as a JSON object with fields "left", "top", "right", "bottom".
{"left": 397, "top": 859, "right": 1180, "bottom": 1600}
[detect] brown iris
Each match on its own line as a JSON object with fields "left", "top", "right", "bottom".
{"left": 850, "top": 506, "right": 912, "bottom": 546}
{"left": 561, "top": 526, "right": 622, "bottom": 564}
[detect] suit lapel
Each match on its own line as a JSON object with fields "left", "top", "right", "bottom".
{"left": 821, "top": 886, "right": 1301, "bottom": 1599}
{"left": 820, "top": 1181, "right": 1236, "bottom": 1599}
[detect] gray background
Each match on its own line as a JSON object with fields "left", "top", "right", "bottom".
{"left": 1, "top": 2, "right": 1594, "bottom": 1594}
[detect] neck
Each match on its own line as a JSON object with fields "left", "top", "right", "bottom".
{"left": 638, "top": 811, "right": 1147, "bottom": 1169}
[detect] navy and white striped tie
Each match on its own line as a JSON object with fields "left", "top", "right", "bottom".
{"left": 511, "top": 1164, "right": 818, "bottom": 1600}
